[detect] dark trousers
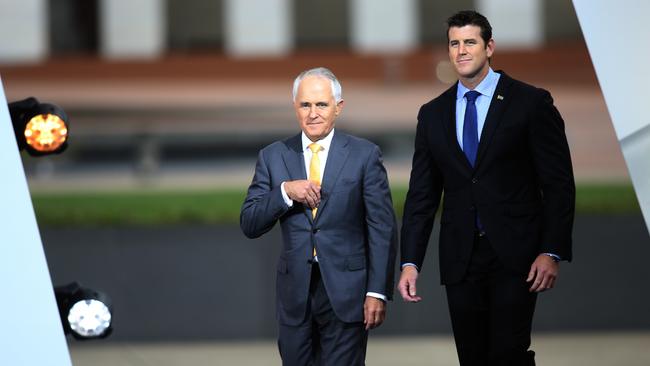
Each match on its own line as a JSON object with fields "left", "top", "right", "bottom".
{"left": 278, "top": 263, "right": 367, "bottom": 366}
{"left": 445, "top": 234, "right": 537, "bottom": 366}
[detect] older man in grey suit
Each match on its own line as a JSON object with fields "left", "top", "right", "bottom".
{"left": 241, "top": 67, "right": 397, "bottom": 366}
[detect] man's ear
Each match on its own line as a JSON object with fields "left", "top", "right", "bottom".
{"left": 486, "top": 38, "right": 495, "bottom": 58}
{"left": 335, "top": 100, "right": 345, "bottom": 116}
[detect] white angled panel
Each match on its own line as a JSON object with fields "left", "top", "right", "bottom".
{"left": 573, "top": 0, "right": 650, "bottom": 232}
{"left": 0, "top": 81, "right": 72, "bottom": 364}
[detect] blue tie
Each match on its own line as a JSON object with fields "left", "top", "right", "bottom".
{"left": 462, "top": 90, "right": 481, "bottom": 167}
{"left": 462, "top": 90, "right": 484, "bottom": 233}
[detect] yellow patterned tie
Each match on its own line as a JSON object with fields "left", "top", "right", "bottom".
{"left": 308, "top": 142, "right": 322, "bottom": 218}
{"left": 308, "top": 142, "right": 321, "bottom": 258}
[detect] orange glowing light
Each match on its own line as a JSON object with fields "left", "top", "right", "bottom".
{"left": 24, "top": 113, "right": 68, "bottom": 153}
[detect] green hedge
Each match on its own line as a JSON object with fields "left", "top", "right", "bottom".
{"left": 31, "top": 184, "right": 640, "bottom": 226}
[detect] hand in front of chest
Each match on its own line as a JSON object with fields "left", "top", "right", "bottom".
{"left": 284, "top": 180, "right": 321, "bottom": 209}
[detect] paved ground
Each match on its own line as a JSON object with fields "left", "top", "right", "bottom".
{"left": 69, "top": 332, "right": 650, "bottom": 366}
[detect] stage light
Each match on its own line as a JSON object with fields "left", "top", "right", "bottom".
{"left": 24, "top": 105, "right": 68, "bottom": 153}
{"left": 55, "top": 282, "right": 113, "bottom": 340}
{"left": 8, "top": 97, "right": 69, "bottom": 156}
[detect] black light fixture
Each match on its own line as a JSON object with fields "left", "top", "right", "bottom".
{"left": 8, "top": 97, "right": 69, "bottom": 156}
{"left": 54, "top": 282, "right": 113, "bottom": 340}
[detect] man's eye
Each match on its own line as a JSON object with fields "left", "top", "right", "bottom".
{"left": 300, "top": 103, "right": 310, "bottom": 108}
{"left": 316, "top": 103, "right": 328, "bottom": 109}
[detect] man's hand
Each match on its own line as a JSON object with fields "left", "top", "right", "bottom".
{"left": 398, "top": 265, "right": 422, "bottom": 302}
{"left": 364, "top": 296, "right": 386, "bottom": 330}
{"left": 527, "top": 254, "right": 559, "bottom": 292}
{"left": 284, "top": 180, "right": 321, "bottom": 209}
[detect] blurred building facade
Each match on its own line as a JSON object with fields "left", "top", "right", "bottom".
{"left": 1, "top": 0, "right": 582, "bottom": 64}
{"left": 2, "top": 0, "right": 622, "bottom": 191}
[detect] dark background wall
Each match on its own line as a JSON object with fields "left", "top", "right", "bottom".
{"left": 42, "top": 215, "right": 650, "bottom": 342}
{"left": 167, "top": 0, "right": 225, "bottom": 51}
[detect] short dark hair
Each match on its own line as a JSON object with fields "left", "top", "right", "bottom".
{"left": 446, "top": 10, "right": 492, "bottom": 46}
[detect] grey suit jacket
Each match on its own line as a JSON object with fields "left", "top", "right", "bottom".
{"left": 241, "top": 131, "right": 397, "bottom": 326}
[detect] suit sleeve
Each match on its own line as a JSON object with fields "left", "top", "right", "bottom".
{"left": 240, "top": 148, "right": 291, "bottom": 238}
{"left": 362, "top": 145, "right": 398, "bottom": 300}
{"left": 528, "top": 90, "right": 575, "bottom": 260}
{"left": 400, "top": 106, "right": 444, "bottom": 271}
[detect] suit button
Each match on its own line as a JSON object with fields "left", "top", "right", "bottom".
{"left": 469, "top": 206, "right": 476, "bottom": 211}
{"left": 471, "top": 178, "right": 478, "bottom": 184}
{"left": 312, "top": 228, "right": 320, "bottom": 234}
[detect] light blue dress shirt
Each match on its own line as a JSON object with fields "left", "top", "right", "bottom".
{"left": 455, "top": 67, "right": 500, "bottom": 149}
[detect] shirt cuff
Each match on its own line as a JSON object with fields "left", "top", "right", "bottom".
{"left": 280, "top": 182, "right": 294, "bottom": 207}
{"left": 366, "top": 292, "right": 386, "bottom": 301}
{"left": 401, "top": 263, "right": 419, "bottom": 271}
{"left": 543, "top": 253, "right": 561, "bottom": 262}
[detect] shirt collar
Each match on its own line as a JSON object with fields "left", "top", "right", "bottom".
{"left": 302, "top": 128, "right": 335, "bottom": 152}
{"left": 456, "top": 68, "right": 500, "bottom": 100}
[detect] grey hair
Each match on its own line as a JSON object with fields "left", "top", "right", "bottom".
{"left": 292, "top": 67, "right": 343, "bottom": 103}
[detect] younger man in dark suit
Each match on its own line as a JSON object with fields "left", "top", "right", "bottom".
{"left": 398, "top": 10, "right": 575, "bottom": 366}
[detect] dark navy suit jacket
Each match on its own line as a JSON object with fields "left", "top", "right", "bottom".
{"left": 241, "top": 131, "right": 397, "bottom": 326}
{"left": 401, "top": 71, "right": 575, "bottom": 284}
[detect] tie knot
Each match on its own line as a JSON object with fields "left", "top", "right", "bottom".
{"left": 308, "top": 142, "right": 322, "bottom": 153}
{"left": 465, "top": 90, "right": 481, "bottom": 103}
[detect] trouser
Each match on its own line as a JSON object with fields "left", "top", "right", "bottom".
{"left": 278, "top": 263, "right": 367, "bottom": 366}
{"left": 445, "top": 233, "right": 537, "bottom": 366}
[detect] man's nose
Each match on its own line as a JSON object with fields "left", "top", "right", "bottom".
{"left": 309, "top": 106, "right": 318, "bottom": 118}
{"left": 458, "top": 43, "right": 466, "bottom": 54}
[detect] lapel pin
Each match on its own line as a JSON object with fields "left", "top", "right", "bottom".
{"left": 497, "top": 95, "right": 504, "bottom": 100}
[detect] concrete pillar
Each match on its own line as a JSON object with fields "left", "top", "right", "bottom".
{"left": 0, "top": 0, "right": 47, "bottom": 63}
{"left": 99, "top": 0, "right": 166, "bottom": 59}
{"left": 224, "top": 0, "right": 292, "bottom": 57}
{"left": 349, "top": 0, "right": 418, "bottom": 53}
{"left": 476, "top": 0, "right": 543, "bottom": 49}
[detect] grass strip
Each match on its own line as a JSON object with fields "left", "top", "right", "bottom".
{"left": 31, "top": 184, "right": 640, "bottom": 226}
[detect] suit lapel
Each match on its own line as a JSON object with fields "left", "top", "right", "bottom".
{"left": 282, "top": 133, "right": 307, "bottom": 180}
{"left": 314, "top": 131, "right": 349, "bottom": 222}
{"left": 442, "top": 85, "right": 474, "bottom": 172}
{"left": 475, "top": 71, "right": 514, "bottom": 169}
{"left": 281, "top": 133, "right": 312, "bottom": 222}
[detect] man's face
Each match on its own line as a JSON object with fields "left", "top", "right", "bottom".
{"left": 448, "top": 25, "right": 494, "bottom": 80}
{"left": 293, "top": 76, "right": 343, "bottom": 142}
